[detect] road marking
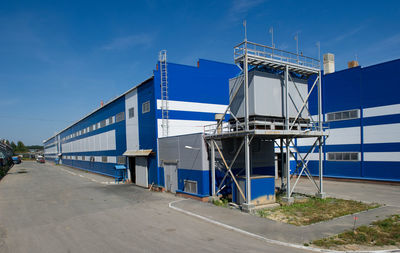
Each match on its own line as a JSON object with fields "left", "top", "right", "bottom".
{"left": 168, "top": 199, "right": 400, "bottom": 253}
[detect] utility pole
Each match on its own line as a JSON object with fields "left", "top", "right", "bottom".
{"left": 294, "top": 33, "right": 299, "bottom": 62}
{"left": 243, "top": 20, "right": 247, "bottom": 41}
{"left": 269, "top": 26, "right": 274, "bottom": 48}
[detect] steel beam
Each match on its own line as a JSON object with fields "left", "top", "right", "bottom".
{"left": 211, "top": 140, "right": 216, "bottom": 196}
{"left": 317, "top": 70, "right": 325, "bottom": 198}
{"left": 244, "top": 42, "right": 251, "bottom": 204}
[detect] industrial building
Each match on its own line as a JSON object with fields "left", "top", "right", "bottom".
{"left": 43, "top": 56, "right": 239, "bottom": 193}
{"left": 44, "top": 42, "right": 400, "bottom": 206}
{"left": 302, "top": 57, "right": 400, "bottom": 182}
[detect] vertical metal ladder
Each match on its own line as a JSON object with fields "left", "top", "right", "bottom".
{"left": 159, "top": 50, "right": 169, "bottom": 137}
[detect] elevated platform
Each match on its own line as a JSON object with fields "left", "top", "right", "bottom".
{"left": 204, "top": 129, "right": 327, "bottom": 140}
{"left": 234, "top": 41, "right": 320, "bottom": 76}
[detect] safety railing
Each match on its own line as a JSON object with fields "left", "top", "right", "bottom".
{"left": 234, "top": 41, "right": 320, "bottom": 70}
{"left": 204, "top": 118, "right": 327, "bottom": 136}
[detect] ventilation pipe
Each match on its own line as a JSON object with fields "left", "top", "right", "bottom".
{"left": 323, "top": 53, "right": 335, "bottom": 74}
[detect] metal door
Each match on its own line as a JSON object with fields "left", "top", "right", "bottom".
{"left": 164, "top": 162, "right": 178, "bottom": 193}
{"left": 135, "top": 157, "right": 148, "bottom": 188}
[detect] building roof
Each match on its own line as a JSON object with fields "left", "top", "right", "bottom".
{"left": 44, "top": 76, "right": 154, "bottom": 143}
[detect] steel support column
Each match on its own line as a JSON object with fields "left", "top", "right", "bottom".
{"left": 211, "top": 140, "right": 216, "bottom": 196}
{"left": 244, "top": 41, "right": 251, "bottom": 205}
{"left": 283, "top": 65, "right": 293, "bottom": 202}
{"left": 317, "top": 70, "right": 325, "bottom": 198}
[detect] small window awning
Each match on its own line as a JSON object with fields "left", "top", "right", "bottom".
{"left": 123, "top": 149, "right": 152, "bottom": 157}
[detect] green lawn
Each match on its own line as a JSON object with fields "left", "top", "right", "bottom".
{"left": 257, "top": 195, "right": 380, "bottom": 226}
{"left": 313, "top": 214, "right": 400, "bottom": 249}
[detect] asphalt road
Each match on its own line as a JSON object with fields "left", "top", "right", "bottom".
{"left": 0, "top": 161, "right": 312, "bottom": 253}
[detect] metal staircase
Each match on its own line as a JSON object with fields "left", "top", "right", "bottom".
{"left": 159, "top": 50, "right": 169, "bottom": 137}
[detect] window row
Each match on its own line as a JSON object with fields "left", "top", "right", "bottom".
{"left": 326, "top": 109, "right": 359, "bottom": 122}
{"left": 327, "top": 152, "right": 359, "bottom": 161}
{"left": 63, "top": 155, "right": 125, "bottom": 164}
{"left": 62, "top": 112, "right": 124, "bottom": 142}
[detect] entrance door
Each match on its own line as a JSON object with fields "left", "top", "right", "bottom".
{"left": 164, "top": 162, "right": 178, "bottom": 193}
{"left": 128, "top": 157, "right": 136, "bottom": 183}
{"left": 135, "top": 157, "right": 148, "bottom": 188}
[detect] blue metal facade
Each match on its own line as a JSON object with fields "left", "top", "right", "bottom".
{"left": 44, "top": 59, "right": 239, "bottom": 189}
{"left": 301, "top": 59, "right": 400, "bottom": 182}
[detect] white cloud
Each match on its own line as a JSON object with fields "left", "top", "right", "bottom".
{"left": 227, "top": 0, "right": 267, "bottom": 22}
{"left": 101, "top": 33, "right": 155, "bottom": 50}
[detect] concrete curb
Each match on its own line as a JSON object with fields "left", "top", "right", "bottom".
{"left": 168, "top": 199, "right": 400, "bottom": 253}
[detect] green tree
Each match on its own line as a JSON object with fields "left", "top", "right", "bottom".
{"left": 16, "top": 141, "right": 28, "bottom": 153}
{"left": 10, "top": 141, "right": 16, "bottom": 151}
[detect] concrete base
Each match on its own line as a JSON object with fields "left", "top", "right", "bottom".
{"left": 281, "top": 197, "right": 294, "bottom": 204}
{"left": 315, "top": 192, "right": 327, "bottom": 199}
{"left": 241, "top": 203, "right": 255, "bottom": 213}
{"left": 252, "top": 203, "right": 280, "bottom": 211}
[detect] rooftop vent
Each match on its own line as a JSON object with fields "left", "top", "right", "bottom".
{"left": 323, "top": 53, "right": 335, "bottom": 74}
{"left": 348, "top": 60, "right": 359, "bottom": 68}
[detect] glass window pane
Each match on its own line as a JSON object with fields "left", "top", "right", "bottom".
{"left": 342, "top": 111, "right": 350, "bottom": 119}
{"left": 351, "top": 153, "right": 359, "bottom": 160}
{"left": 350, "top": 110, "right": 358, "bottom": 118}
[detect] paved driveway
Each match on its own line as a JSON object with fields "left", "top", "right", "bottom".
{"left": 0, "top": 161, "right": 311, "bottom": 253}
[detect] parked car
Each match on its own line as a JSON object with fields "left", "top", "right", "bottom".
{"left": 36, "top": 156, "right": 45, "bottom": 163}
{"left": 12, "top": 156, "right": 21, "bottom": 164}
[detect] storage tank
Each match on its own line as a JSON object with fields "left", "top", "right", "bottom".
{"left": 229, "top": 70, "right": 309, "bottom": 120}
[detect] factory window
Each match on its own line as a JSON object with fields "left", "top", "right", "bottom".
{"left": 142, "top": 101, "right": 150, "bottom": 114}
{"left": 128, "top": 107, "right": 135, "bottom": 118}
{"left": 82, "top": 156, "right": 85, "bottom": 161}
{"left": 117, "top": 156, "right": 125, "bottom": 164}
{"left": 108, "top": 116, "right": 114, "bottom": 125}
{"left": 100, "top": 119, "right": 106, "bottom": 128}
{"left": 102, "top": 156, "right": 108, "bottom": 163}
{"left": 116, "top": 112, "right": 125, "bottom": 122}
{"left": 75, "top": 156, "right": 78, "bottom": 160}
{"left": 327, "top": 152, "right": 359, "bottom": 161}
{"left": 184, "top": 180, "right": 198, "bottom": 194}
{"left": 90, "top": 156, "right": 95, "bottom": 162}
{"left": 89, "top": 125, "right": 93, "bottom": 132}
{"left": 326, "top": 109, "right": 359, "bottom": 122}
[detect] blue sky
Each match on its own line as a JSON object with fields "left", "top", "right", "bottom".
{"left": 1, "top": 0, "right": 399, "bottom": 145}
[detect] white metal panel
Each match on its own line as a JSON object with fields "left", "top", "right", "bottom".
{"left": 364, "top": 152, "right": 400, "bottom": 162}
{"left": 299, "top": 152, "right": 319, "bottom": 161}
{"left": 156, "top": 99, "right": 228, "bottom": 114}
{"left": 108, "top": 156, "right": 116, "bottom": 163}
{"left": 135, "top": 157, "right": 148, "bottom": 188}
{"left": 296, "top": 138, "right": 319, "bottom": 147}
{"left": 157, "top": 119, "right": 216, "bottom": 138}
{"left": 60, "top": 130, "right": 116, "bottom": 153}
{"left": 125, "top": 89, "right": 139, "bottom": 151}
{"left": 325, "top": 127, "right": 360, "bottom": 145}
{"left": 364, "top": 123, "right": 400, "bottom": 144}
{"left": 363, "top": 104, "right": 400, "bottom": 118}
{"left": 108, "top": 130, "right": 116, "bottom": 150}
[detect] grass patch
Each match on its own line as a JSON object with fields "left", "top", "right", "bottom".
{"left": 313, "top": 214, "right": 400, "bottom": 249}
{"left": 212, "top": 198, "right": 230, "bottom": 208}
{"left": 257, "top": 194, "right": 380, "bottom": 226}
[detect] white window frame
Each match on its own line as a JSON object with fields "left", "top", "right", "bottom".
{"left": 142, "top": 101, "right": 150, "bottom": 114}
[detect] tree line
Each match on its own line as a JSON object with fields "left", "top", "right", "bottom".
{"left": 0, "top": 140, "right": 43, "bottom": 153}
